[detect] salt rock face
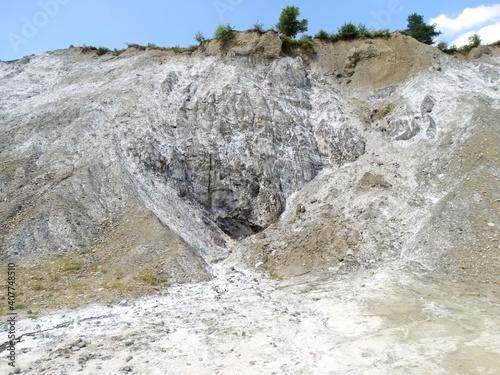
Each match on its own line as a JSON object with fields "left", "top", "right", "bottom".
{"left": 0, "top": 36, "right": 367, "bottom": 263}
{"left": 2, "top": 32, "right": 499, "bottom": 287}
{"left": 133, "top": 55, "right": 366, "bottom": 239}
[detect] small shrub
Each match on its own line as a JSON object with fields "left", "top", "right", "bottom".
{"left": 146, "top": 43, "right": 169, "bottom": 51}
{"left": 194, "top": 31, "right": 205, "bottom": 44}
{"left": 96, "top": 46, "right": 110, "bottom": 56}
{"left": 357, "top": 23, "right": 370, "bottom": 38}
{"left": 328, "top": 33, "right": 341, "bottom": 42}
{"left": 79, "top": 45, "right": 110, "bottom": 56}
{"left": 371, "top": 29, "right": 391, "bottom": 39}
{"left": 81, "top": 44, "right": 97, "bottom": 53}
{"left": 168, "top": 45, "right": 197, "bottom": 54}
{"left": 299, "top": 34, "right": 312, "bottom": 46}
{"left": 338, "top": 22, "right": 359, "bottom": 39}
{"left": 469, "top": 33, "right": 481, "bottom": 48}
{"left": 437, "top": 41, "right": 448, "bottom": 51}
{"left": 252, "top": 21, "right": 265, "bottom": 33}
{"left": 281, "top": 34, "right": 313, "bottom": 51}
{"left": 440, "top": 44, "right": 458, "bottom": 54}
{"left": 460, "top": 34, "right": 482, "bottom": 54}
{"left": 126, "top": 43, "right": 147, "bottom": 51}
{"left": 315, "top": 27, "right": 390, "bottom": 43}
{"left": 460, "top": 45, "right": 473, "bottom": 54}
{"left": 136, "top": 271, "right": 163, "bottom": 286}
{"left": 214, "top": 24, "right": 235, "bottom": 44}
{"left": 113, "top": 48, "right": 125, "bottom": 56}
{"left": 171, "top": 45, "right": 184, "bottom": 53}
{"left": 489, "top": 40, "right": 500, "bottom": 47}
{"left": 314, "top": 29, "right": 330, "bottom": 40}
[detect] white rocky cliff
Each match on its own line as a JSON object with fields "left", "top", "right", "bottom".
{"left": 0, "top": 31, "right": 499, "bottom": 374}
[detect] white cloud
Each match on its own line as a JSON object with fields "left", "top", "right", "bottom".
{"left": 478, "top": 21, "right": 500, "bottom": 43}
{"left": 450, "top": 21, "right": 500, "bottom": 47}
{"left": 431, "top": 4, "right": 500, "bottom": 37}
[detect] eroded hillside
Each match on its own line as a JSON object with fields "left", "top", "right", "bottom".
{"left": 0, "top": 31, "right": 499, "bottom": 313}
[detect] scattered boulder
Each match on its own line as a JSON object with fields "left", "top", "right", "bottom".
{"left": 425, "top": 115, "right": 437, "bottom": 139}
{"left": 420, "top": 95, "right": 436, "bottom": 116}
{"left": 359, "top": 172, "right": 391, "bottom": 188}
{"left": 380, "top": 117, "right": 421, "bottom": 141}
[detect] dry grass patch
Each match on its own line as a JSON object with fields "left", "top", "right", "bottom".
{"left": 135, "top": 271, "right": 165, "bottom": 287}
{"left": 0, "top": 247, "right": 167, "bottom": 320}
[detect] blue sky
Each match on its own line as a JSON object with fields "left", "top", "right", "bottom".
{"left": 1, "top": 0, "right": 500, "bottom": 61}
